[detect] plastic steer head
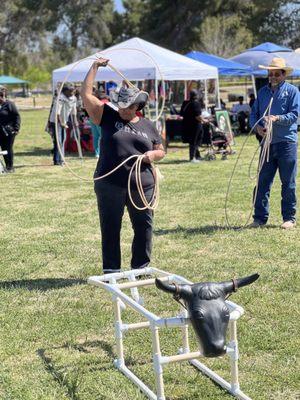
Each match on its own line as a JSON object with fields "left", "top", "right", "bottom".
{"left": 155, "top": 274, "right": 259, "bottom": 357}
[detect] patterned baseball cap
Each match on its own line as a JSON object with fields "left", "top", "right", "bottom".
{"left": 110, "top": 86, "right": 149, "bottom": 110}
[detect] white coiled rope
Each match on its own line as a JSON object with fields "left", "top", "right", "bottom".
{"left": 54, "top": 48, "right": 166, "bottom": 210}
{"left": 225, "top": 97, "right": 274, "bottom": 228}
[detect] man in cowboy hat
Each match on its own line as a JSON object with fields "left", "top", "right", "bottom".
{"left": 249, "top": 57, "right": 300, "bottom": 229}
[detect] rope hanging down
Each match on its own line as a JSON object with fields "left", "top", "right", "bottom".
{"left": 54, "top": 48, "right": 166, "bottom": 210}
{"left": 224, "top": 97, "right": 274, "bottom": 229}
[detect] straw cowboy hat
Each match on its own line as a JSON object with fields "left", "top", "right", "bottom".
{"left": 258, "top": 57, "right": 293, "bottom": 75}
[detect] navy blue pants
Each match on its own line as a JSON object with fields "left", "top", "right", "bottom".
{"left": 49, "top": 123, "right": 66, "bottom": 165}
{"left": 94, "top": 180, "right": 154, "bottom": 273}
{"left": 254, "top": 141, "right": 297, "bottom": 223}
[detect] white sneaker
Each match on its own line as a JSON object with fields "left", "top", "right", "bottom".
{"left": 190, "top": 158, "right": 201, "bottom": 163}
{"left": 281, "top": 220, "right": 296, "bottom": 229}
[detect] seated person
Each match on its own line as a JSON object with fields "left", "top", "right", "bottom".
{"left": 231, "top": 96, "right": 251, "bottom": 133}
{"left": 200, "top": 110, "right": 213, "bottom": 146}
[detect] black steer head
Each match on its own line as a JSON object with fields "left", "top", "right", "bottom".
{"left": 155, "top": 274, "right": 259, "bottom": 358}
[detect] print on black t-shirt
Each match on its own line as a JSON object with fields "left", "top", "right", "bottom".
{"left": 94, "top": 104, "right": 162, "bottom": 188}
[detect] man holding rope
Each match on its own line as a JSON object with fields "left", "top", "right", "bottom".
{"left": 249, "top": 57, "right": 299, "bottom": 229}
{"left": 51, "top": 84, "right": 78, "bottom": 165}
{"left": 81, "top": 58, "right": 165, "bottom": 274}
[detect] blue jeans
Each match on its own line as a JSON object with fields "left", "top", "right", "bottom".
{"left": 89, "top": 120, "right": 101, "bottom": 157}
{"left": 254, "top": 141, "right": 297, "bottom": 223}
{"left": 51, "top": 123, "right": 66, "bottom": 165}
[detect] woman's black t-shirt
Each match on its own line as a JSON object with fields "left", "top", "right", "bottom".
{"left": 95, "top": 104, "right": 162, "bottom": 188}
{"left": 0, "top": 100, "right": 21, "bottom": 134}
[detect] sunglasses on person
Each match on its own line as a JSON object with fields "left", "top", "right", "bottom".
{"left": 268, "top": 71, "right": 283, "bottom": 77}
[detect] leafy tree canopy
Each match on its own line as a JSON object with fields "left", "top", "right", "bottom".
{"left": 1, "top": 0, "right": 299, "bottom": 83}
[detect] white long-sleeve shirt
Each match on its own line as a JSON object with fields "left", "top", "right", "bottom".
{"left": 56, "top": 93, "right": 77, "bottom": 126}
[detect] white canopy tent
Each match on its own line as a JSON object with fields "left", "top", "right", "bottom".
{"left": 53, "top": 37, "right": 218, "bottom": 82}
{"left": 52, "top": 37, "right": 219, "bottom": 115}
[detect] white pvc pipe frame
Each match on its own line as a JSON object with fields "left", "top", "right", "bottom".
{"left": 88, "top": 267, "right": 252, "bottom": 400}
{"left": 0, "top": 149, "right": 8, "bottom": 173}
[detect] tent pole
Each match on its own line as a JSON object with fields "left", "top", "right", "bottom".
{"left": 184, "top": 81, "right": 188, "bottom": 100}
{"left": 155, "top": 78, "right": 159, "bottom": 129}
{"left": 52, "top": 78, "right": 55, "bottom": 94}
{"left": 216, "top": 75, "right": 221, "bottom": 109}
{"left": 251, "top": 74, "right": 257, "bottom": 98}
{"left": 204, "top": 80, "right": 208, "bottom": 111}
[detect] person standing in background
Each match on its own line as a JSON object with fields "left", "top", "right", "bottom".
{"left": 53, "top": 84, "right": 78, "bottom": 165}
{"left": 89, "top": 90, "right": 108, "bottom": 158}
{"left": 249, "top": 93, "right": 256, "bottom": 108}
{"left": 0, "top": 87, "right": 21, "bottom": 173}
{"left": 180, "top": 90, "right": 204, "bottom": 163}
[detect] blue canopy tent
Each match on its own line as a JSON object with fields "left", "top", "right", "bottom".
{"left": 230, "top": 42, "right": 300, "bottom": 95}
{"left": 246, "top": 42, "right": 292, "bottom": 53}
{"left": 0, "top": 75, "right": 29, "bottom": 96}
{"left": 230, "top": 43, "right": 300, "bottom": 77}
{"left": 186, "top": 51, "right": 255, "bottom": 107}
{"left": 186, "top": 51, "right": 253, "bottom": 76}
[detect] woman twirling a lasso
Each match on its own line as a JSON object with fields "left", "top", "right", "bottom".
{"left": 81, "top": 58, "right": 165, "bottom": 274}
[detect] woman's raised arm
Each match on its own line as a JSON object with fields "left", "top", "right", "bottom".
{"left": 81, "top": 58, "right": 109, "bottom": 125}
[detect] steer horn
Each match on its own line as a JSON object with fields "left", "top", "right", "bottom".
{"left": 220, "top": 273, "right": 260, "bottom": 295}
{"left": 155, "top": 279, "right": 192, "bottom": 300}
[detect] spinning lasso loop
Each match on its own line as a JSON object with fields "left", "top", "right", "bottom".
{"left": 224, "top": 97, "right": 274, "bottom": 229}
{"left": 54, "top": 47, "right": 166, "bottom": 210}
{"left": 95, "top": 47, "right": 166, "bottom": 122}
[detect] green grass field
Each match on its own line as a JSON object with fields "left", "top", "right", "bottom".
{"left": 0, "top": 110, "right": 299, "bottom": 400}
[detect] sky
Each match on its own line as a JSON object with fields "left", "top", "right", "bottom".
{"left": 114, "top": 0, "right": 125, "bottom": 13}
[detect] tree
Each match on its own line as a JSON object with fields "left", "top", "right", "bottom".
{"left": 125, "top": 0, "right": 292, "bottom": 53}
{"left": 255, "top": 1, "right": 300, "bottom": 47}
{"left": 196, "top": 15, "right": 252, "bottom": 58}
{"left": 0, "top": 0, "right": 43, "bottom": 74}
{"left": 139, "top": 0, "right": 207, "bottom": 52}
{"left": 110, "top": 0, "right": 147, "bottom": 43}
{"left": 1, "top": 0, "right": 298, "bottom": 86}
{"left": 135, "top": 0, "right": 254, "bottom": 52}
{"left": 45, "top": 0, "right": 114, "bottom": 59}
